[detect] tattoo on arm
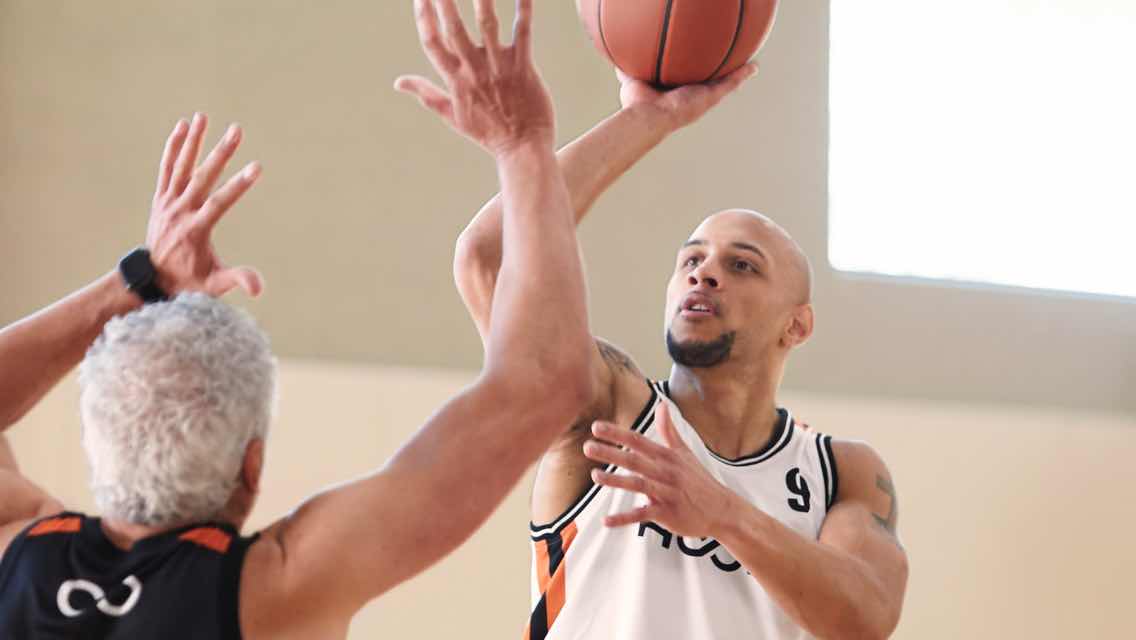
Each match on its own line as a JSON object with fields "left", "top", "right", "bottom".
{"left": 871, "top": 475, "right": 901, "bottom": 547}
{"left": 597, "top": 339, "right": 641, "bottom": 376}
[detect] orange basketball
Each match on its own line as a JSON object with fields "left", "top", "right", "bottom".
{"left": 576, "top": 0, "right": 779, "bottom": 87}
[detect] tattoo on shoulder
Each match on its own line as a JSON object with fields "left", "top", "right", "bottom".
{"left": 871, "top": 475, "right": 901, "bottom": 547}
{"left": 597, "top": 340, "right": 641, "bottom": 377}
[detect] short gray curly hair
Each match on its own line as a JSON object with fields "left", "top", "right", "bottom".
{"left": 79, "top": 293, "right": 277, "bottom": 527}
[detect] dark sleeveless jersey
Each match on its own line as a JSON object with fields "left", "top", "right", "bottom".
{"left": 0, "top": 512, "right": 258, "bottom": 639}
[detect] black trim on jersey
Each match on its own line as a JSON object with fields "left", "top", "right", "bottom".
{"left": 528, "top": 596, "right": 550, "bottom": 640}
{"left": 823, "top": 435, "right": 840, "bottom": 506}
{"left": 705, "top": 408, "right": 791, "bottom": 466}
{"left": 546, "top": 531, "right": 567, "bottom": 577}
{"left": 656, "top": 381, "right": 795, "bottom": 468}
{"left": 219, "top": 530, "right": 259, "bottom": 640}
{"left": 816, "top": 434, "right": 833, "bottom": 511}
{"left": 530, "top": 380, "right": 659, "bottom": 541}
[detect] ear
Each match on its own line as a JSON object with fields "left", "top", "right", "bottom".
{"left": 240, "top": 438, "right": 265, "bottom": 494}
{"left": 782, "top": 304, "right": 815, "bottom": 349}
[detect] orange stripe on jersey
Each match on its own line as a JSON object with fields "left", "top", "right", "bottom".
{"left": 27, "top": 516, "right": 81, "bottom": 537}
{"left": 179, "top": 527, "right": 232, "bottom": 554}
{"left": 544, "top": 521, "right": 578, "bottom": 627}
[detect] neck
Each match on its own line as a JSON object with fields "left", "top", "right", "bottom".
{"left": 667, "top": 357, "right": 783, "bottom": 459}
{"left": 100, "top": 519, "right": 179, "bottom": 551}
{"left": 100, "top": 511, "right": 241, "bottom": 552}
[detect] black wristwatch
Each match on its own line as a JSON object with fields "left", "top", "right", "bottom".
{"left": 118, "top": 248, "right": 170, "bottom": 303}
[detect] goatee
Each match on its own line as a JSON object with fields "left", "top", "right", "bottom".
{"left": 666, "top": 330, "right": 736, "bottom": 368}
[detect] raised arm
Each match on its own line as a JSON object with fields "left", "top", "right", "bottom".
{"left": 0, "top": 115, "right": 262, "bottom": 435}
{"left": 0, "top": 113, "right": 264, "bottom": 544}
{"left": 245, "top": 0, "right": 597, "bottom": 629}
{"left": 451, "top": 66, "right": 757, "bottom": 342}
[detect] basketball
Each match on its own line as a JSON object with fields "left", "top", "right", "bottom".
{"left": 576, "top": 0, "right": 779, "bottom": 87}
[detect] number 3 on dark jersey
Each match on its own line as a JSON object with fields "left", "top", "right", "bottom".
{"left": 785, "top": 468, "right": 811, "bottom": 513}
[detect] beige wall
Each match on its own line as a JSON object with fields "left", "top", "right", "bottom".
{"left": 2, "top": 0, "right": 1132, "bottom": 414}
{"left": 9, "top": 359, "right": 1134, "bottom": 639}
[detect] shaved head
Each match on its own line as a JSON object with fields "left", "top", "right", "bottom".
{"left": 691, "top": 209, "right": 813, "bottom": 304}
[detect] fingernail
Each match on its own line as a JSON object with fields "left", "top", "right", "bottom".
{"left": 243, "top": 163, "right": 261, "bottom": 180}
{"left": 224, "top": 124, "right": 239, "bottom": 142}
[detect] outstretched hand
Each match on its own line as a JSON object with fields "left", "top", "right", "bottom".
{"left": 618, "top": 63, "right": 758, "bottom": 131}
{"left": 395, "top": 0, "right": 556, "bottom": 156}
{"left": 583, "top": 402, "right": 737, "bottom": 538}
{"left": 147, "top": 113, "right": 264, "bottom": 298}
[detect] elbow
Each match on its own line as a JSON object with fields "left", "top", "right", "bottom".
{"left": 453, "top": 226, "right": 492, "bottom": 282}
{"left": 482, "top": 349, "right": 595, "bottom": 425}
{"left": 827, "top": 592, "right": 902, "bottom": 640}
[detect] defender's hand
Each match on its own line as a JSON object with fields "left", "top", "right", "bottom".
{"left": 147, "top": 113, "right": 264, "bottom": 298}
{"left": 619, "top": 63, "right": 758, "bottom": 132}
{"left": 395, "top": 0, "right": 556, "bottom": 156}
{"left": 583, "top": 402, "right": 738, "bottom": 538}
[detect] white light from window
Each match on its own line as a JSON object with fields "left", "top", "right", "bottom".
{"left": 830, "top": 0, "right": 1136, "bottom": 298}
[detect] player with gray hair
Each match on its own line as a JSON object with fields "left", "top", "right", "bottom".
{"left": 0, "top": 1, "right": 594, "bottom": 636}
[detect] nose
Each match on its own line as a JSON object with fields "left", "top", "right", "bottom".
{"left": 688, "top": 263, "right": 720, "bottom": 289}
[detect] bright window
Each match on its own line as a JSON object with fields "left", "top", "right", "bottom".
{"left": 829, "top": 1, "right": 1136, "bottom": 298}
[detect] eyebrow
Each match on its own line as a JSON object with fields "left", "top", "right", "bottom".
{"left": 681, "top": 239, "right": 768, "bottom": 261}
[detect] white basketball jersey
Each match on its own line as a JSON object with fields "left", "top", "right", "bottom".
{"left": 526, "top": 381, "right": 839, "bottom": 640}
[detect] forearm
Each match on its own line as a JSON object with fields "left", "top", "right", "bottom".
{"left": 715, "top": 496, "right": 894, "bottom": 639}
{"left": 456, "top": 106, "right": 673, "bottom": 335}
{"left": 0, "top": 270, "right": 139, "bottom": 431}
{"left": 485, "top": 141, "right": 591, "bottom": 380}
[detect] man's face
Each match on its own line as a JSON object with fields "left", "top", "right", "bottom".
{"left": 664, "top": 210, "right": 809, "bottom": 368}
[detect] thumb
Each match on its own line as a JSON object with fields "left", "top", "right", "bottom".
{"left": 206, "top": 266, "right": 264, "bottom": 298}
{"left": 394, "top": 75, "right": 455, "bottom": 121}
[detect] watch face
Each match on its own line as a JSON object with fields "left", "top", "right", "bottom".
{"left": 121, "top": 250, "right": 156, "bottom": 287}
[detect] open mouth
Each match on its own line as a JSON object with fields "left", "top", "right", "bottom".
{"left": 680, "top": 293, "right": 719, "bottom": 318}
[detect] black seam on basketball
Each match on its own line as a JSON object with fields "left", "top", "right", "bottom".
{"left": 705, "top": 0, "right": 747, "bottom": 83}
{"left": 654, "top": 0, "right": 677, "bottom": 86}
{"left": 596, "top": 0, "right": 617, "bottom": 67}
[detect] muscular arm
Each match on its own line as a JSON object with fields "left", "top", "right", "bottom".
{"left": 0, "top": 273, "right": 139, "bottom": 433}
{"left": 454, "top": 105, "right": 673, "bottom": 342}
{"left": 0, "top": 113, "right": 262, "bottom": 550}
{"left": 587, "top": 414, "right": 908, "bottom": 640}
{"left": 715, "top": 442, "right": 908, "bottom": 639}
{"left": 248, "top": 0, "right": 596, "bottom": 627}
{"left": 453, "top": 67, "right": 756, "bottom": 343}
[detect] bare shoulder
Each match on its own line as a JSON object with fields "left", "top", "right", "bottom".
{"left": 239, "top": 521, "right": 350, "bottom": 639}
{"left": 0, "top": 469, "right": 65, "bottom": 557}
{"left": 591, "top": 337, "right": 653, "bottom": 428}
{"left": 828, "top": 439, "right": 901, "bottom": 544}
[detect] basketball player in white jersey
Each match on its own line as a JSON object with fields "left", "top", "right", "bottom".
{"left": 446, "top": 50, "right": 910, "bottom": 640}
{"left": 1, "top": 1, "right": 598, "bottom": 636}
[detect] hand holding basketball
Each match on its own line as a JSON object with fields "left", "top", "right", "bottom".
{"left": 395, "top": 0, "right": 556, "bottom": 156}
{"left": 618, "top": 63, "right": 757, "bottom": 131}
